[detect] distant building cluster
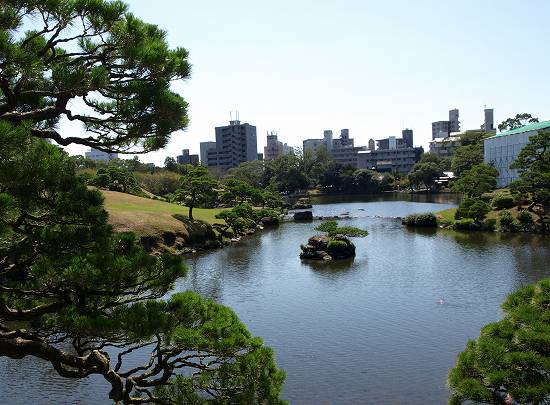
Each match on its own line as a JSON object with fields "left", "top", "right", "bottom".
{"left": 163, "top": 105, "right": 547, "bottom": 186}
{"left": 358, "top": 129, "right": 423, "bottom": 173}
{"left": 429, "top": 107, "right": 496, "bottom": 159}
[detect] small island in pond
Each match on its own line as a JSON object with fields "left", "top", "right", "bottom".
{"left": 300, "top": 220, "right": 368, "bottom": 260}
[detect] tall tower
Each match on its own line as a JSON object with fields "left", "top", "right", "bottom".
{"left": 368, "top": 138, "right": 375, "bottom": 152}
{"left": 402, "top": 128, "right": 413, "bottom": 148}
{"left": 449, "top": 109, "right": 460, "bottom": 133}
{"left": 484, "top": 108, "right": 494, "bottom": 131}
{"left": 323, "top": 130, "right": 333, "bottom": 150}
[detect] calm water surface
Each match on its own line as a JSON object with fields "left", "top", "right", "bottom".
{"left": 2, "top": 194, "right": 550, "bottom": 404}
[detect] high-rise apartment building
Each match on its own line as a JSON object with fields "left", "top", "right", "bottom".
{"left": 264, "top": 131, "right": 291, "bottom": 160}
{"left": 201, "top": 119, "right": 258, "bottom": 171}
{"left": 432, "top": 109, "right": 460, "bottom": 139}
{"left": 199, "top": 141, "right": 216, "bottom": 165}
{"left": 402, "top": 129, "right": 413, "bottom": 148}
{"left": 449, "top": 109, "right": 460, "bottom": 133}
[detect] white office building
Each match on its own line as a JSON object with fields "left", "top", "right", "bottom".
{"left": 85, "top": 148, "right": 118, "bottom": 162}
{"left": 484, "top": 120, "right": 550, "bottom": 187}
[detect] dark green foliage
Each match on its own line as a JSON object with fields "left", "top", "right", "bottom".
{"left": 403, "top": 213, "right": 438, "bottom": 227}
{"left": 453, "top": 218, "right": 480, "bottom": 231}
{"left": 455, "top": 198, "right": 491, "bottom": 224}
{"left": 498, "top": 113, "right": 539, "bottom": 132}
{"left": 517, "top": 210, "right": 534, "bottom": 231}
{"left": 315, "top": 220, "right": 368, "bottom": 237}
{"left": 498, "top": 210, "right": 519, "bottom": 232}
{"left": 326, "top": 239, "right": 349, "bottom": 252}
{"left": 492, "top": 195, "right": 515, "bottom": 210}
{"left": 0, "top": 1, "right": 285, "bottom": 402}
{"left": 0, "top": 124, "right": 285, "bottom": 405}
{"left": 451, "top": 144, "right": 484, "bottom": 176}
{"left": 451, "top": 164, "right": 498, "bottom": 198}
{"left": 448, "top": 279, "right": 550, "bottom": 405}
{"left": 408, "top": 161, "right": 443, "bottom": 191}
{"left": 482, "top": 218, "right": 497, "bottom": 231}
{"left": 214, "top": 204, "right": 256, "bottom": 237}
{"left": 0, "top": 0, "right": 190, "bottom": 153}
{"left": 510, "top": 130, "right": 550, "bottom": 209}
{"left": 175, "top": 165, "right": 218, "bottom": 220}
{"left": 89, "top": 165, "right": 141, "bottom": 195}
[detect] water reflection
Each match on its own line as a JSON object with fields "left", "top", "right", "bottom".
{"left": 2, "top": 194, "right": 549, "bottom": 405}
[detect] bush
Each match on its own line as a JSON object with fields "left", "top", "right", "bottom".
{"left": 453, "top": 218, "right": 480, "bottom": 231}
{"left": 253, "top": 208, "right": 279, "bottom": 222}
{"left": 403, "top": 213, "right": 438, "bottom": 227}
{"left": 482, "top": 218, "right": 496, "bottom": 231}
{"left": 334, "top": 226, "right": 369, "bottom": 237}
{"left": 315, "top": 220, "right": 368, "bottom": 236}
{"left": 517, "top": 210, "right": 534, "bottom": 231}
{"left": 455, "top": 198, "right": 491, "bottom": 224}
{"left": 491, "top": 195, "right": 515, "bottom": 209}
{"left": 327, "top": 239, "right": 348, "bottom": 252}
{"left": 517, "top": 210, "right": 533, "bottom": 225}
{"left": 479, "top": 193, "right": 493, "bottom": 203}
{"left": 498, "top": 210, "right": 518, "bottom": 232}
{"left": 315, "top": 220, "right": 338, "bottom": 233}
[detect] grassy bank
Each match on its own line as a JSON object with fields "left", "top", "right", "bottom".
{"left": 102, "top": 190, "right": 224, "bottom": 236}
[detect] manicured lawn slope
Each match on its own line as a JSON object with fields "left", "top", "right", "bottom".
{"left": 102, "top": 190, "right": 223, "bottom": 235}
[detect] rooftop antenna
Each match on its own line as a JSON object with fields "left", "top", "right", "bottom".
{"left": 230, "top": 111, "right": 233, "bottom": 121}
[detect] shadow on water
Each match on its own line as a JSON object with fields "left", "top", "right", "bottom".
{"left": 403, "top": 227, "right": 438, "bottom": 237}
{"left": 301, "top": 257, "right": 356, "bottom": 274}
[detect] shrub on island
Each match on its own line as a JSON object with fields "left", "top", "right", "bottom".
{"left": 300, "top": 221, "right": 368, "bottom": 260}
{"left": 402, "top": 213, "right": 438, "bottom": 227}
{"left": 491, "top": 194, "right": 515, "bottom": 210}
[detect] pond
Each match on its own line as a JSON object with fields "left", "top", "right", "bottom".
{"left": 2, "top": 193, "right": 550, "bottom": 404}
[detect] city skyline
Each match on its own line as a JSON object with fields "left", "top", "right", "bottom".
{"left": 58, "top": 0, "right": 550, "bottom": 165}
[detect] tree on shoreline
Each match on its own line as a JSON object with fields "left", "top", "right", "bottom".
{"left": 451, "top": 164, "right": 498, "bottom": 198}
{"left": 449, "top": 279, "right": 550, "bottom": 405}
{"left": 510, "top": 130, "right": 550, "bottom": 212}
{"left": 0, "top": 1, "right": 286, "bottom": 403}
{"left": 175, "top": 165, "right": 218, "bottom": 220}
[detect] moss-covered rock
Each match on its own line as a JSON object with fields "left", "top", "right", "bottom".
{"left": 300, "top": 234, "right": 356, "bottom": 260}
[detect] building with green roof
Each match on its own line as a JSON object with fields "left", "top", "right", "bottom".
{"left": 484, "top": 120, "right": 550, "bottom": 187}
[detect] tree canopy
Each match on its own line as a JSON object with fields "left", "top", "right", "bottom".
{"left": 498, "top": 113, "right": 539, "bottom": 133}
{"left": 175, "top": 165, "right": 218, "bottom": 220}
{"left": 0, "top": 0, "right": 190, "bottom": 153}
{"left": 452, "top": 164, "right": 498, "bottom": 198}
{"left": 510, "top": 130, "right": 550, "bottom": 209}
{"left": 0, "top": 1, "right": 286, "bottom": 403}
{"left": 449, "top": 278, "right": 550, "bottom": 405}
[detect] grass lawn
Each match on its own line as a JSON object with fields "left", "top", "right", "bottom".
{"left": 435, "top": 207, "right": 457, "bottom": 225}
{"left": 435, "top": 204, "right": 522, "bottom": 226}
{"left": 102, "top": 190, "right": 224, "bottom": 235}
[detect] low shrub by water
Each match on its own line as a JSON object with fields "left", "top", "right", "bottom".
{"left": 492, "top": 195, "right": 515, "bottom": 210}
{"left": 403, "top": 213, "right": 438, "bottom": 227}
{"left": 454, "top": 218, "right": 480, "bottom": 231}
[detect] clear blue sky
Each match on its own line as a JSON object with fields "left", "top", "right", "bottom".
{"left": 62, "top": 0, "right": 550, "bottom": 165}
